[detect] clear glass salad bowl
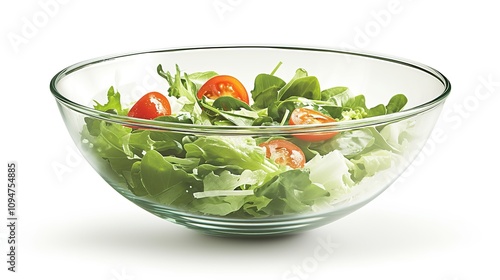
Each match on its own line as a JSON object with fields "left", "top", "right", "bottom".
{"left": 50, "top": 46, "right": 451, "bottom": 237}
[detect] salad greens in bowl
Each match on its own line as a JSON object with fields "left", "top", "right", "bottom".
{"left": 50, "top": 46, "right": 450, "bottom": 236}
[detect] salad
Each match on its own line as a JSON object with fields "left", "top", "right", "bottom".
{"left": 81, "top": 63, "right": 409, "bottom": 218}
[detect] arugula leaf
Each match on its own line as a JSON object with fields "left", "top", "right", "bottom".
{"left": 157, "top": 64, "right": 211, "bottom": 125}
{"left": 200, "top": 98, "right": 259, "bottom": 126}
{"left": 93, "top": 86, "right": 128, "bottom": 115}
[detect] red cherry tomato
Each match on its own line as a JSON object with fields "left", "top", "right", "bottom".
{"left": 259, "top": 139, "right": 306, "bottom": 169}
{"left": 289, "top": 108, "right": 338, "bottom": 142}
{"left": 127, "top": 92, "right": 171, "bottom": 120}
{"left": 197, "top": 75, "right": 249, "bottom": 104}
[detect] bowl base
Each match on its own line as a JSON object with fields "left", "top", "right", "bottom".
{"left": 126, "top": 193, "right": 351, "bottom": 237}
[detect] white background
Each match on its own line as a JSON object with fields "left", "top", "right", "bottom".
{"left": 1, "top": 0, "right": 499, "bottom": 279}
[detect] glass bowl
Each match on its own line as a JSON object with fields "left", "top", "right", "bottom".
{"left": 50, "top": 46, "right": 451, "bottom": 237}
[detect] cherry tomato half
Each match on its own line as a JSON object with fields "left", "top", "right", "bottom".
{"left": 197, "top": 75, "right": 249, "bottom": 104}
{"left": 259, "top": 139, "right": 306, "bottom": 169}
{"left": 289, "top": 108, "right": 338, "bottom": 142}
{"left": 127, "top": 91, "right": 172, "bottom": 120}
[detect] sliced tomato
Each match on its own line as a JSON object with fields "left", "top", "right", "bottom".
{"left": 259, "top": 139, "right": 306, "bottom": 169}
{"left": 289, "top": 108, "right": 338, "bottom": 142}
{"left": 127, "top": 91, "right": 171, "bottom": 120}
{"left": 197, "top": 75, "right": 249, "bottom": 104}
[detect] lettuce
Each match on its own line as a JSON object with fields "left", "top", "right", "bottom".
{"left": 81, "top": 64, "right": 411, "bottom": 218}
{"left": 304, "top": 150, "right": 355, "bottom": 197}
{"left": 253, "top": 169, "right": 330, "bottom": 215}
{"left": 184, "top": 136, "right": 278, "bottom": 174}
{"left": 350, "top": 149, "right": 397, "bottom": 181}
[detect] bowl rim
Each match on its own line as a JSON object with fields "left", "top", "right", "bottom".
{"left": 49, "top": 45, "right": 451, "bottom": 135}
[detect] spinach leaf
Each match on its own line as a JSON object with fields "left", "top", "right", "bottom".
{"left": 386, "top": 94, "right": 408, "bottom": 114}
{"left": 278, "top": 69, "right": 321, "bottom": 101}
{"left": 366, "top": 104, "right": 387, "bottom": 117}
{"left": 251, "top": 74, "right": 286, "bottom": 109}
{"left": 213, "top": 96, "right": 252, "bottom": 111}
{"left": 320, "top": 86, "right": 350, "bottom": 104}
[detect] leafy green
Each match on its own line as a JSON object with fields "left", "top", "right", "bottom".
{"left": 320, "top": 86, "right": 350, "bottom": 103}
{"left": 386, "top": 94, "right": 408, "bottom": 114}
{"left": 191, "top": 196, "right": 247, "bottom": 216}
{"left": 304, "top": 150, "right": 355, "bottom": 196}
{"left": 200, "top": 97, "right": 259, "bottom": 126}
{"left": 93, "top": 86, "right": 128, "bottom": 115}
{"left": 310, "top": 127, "right": 398, "bottom": 157}
{"left": 201, "top": 169, "right": 265, "bottom": 192}
{"left": 139, "top": 150, "right": 195, "bottom": 195}
{"left": 184, "top": 136, "right": 278, "bottom": 174}
{"left": 251, "top": 73, "right": 286, "bottom": 109}
{"left": 350, "top": 149, "right": 396, "bottom": 181}
{"left": 81, "top": 63, "right": 412, "bottom": 218}
{"left": 254, "top": 169, "right": 329, "bottom": 215}
{"left": 157, "top": 64, "right": 211, "bottom": 125}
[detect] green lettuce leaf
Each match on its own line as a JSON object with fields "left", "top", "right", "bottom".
{"left": 253, "top": 169, "right": 330, "bottom": 215}
{"left": 304, "top": 150, "right": 355, "bottom": 196}
{"left": 350, "top": 149, "right": 396, "bottom": 181}
{"left": 191, "top": 196, "right": 247, "bottom": 216}
{"left": 310, "top": 127, "right": 398, "bottom": 157}
{"left": 184, "top": 136, "right": 279, "bottom": 174}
